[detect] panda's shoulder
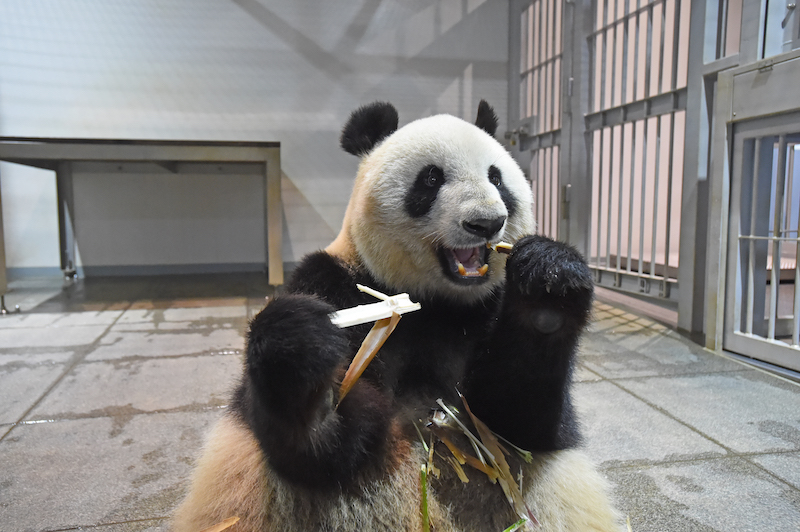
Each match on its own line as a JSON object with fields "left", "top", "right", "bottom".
{"left": 284, "top": 251, "right": 365, "bottom": 307}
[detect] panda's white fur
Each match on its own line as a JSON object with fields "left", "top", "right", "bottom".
{"left": 174, "top": 416, "right": 621, "bottom": 532}
{"left": 328, "top": 113, "right": 533, "bottom": 303}
{"left": 173, "top": 103, "right": 623, "bottom": 532}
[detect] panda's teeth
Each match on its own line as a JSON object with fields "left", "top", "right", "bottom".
{"left": 456, "top": 262, "right": 488, "bottom": 277}
{"left": 447, "top": 247, "right": 490, "bottom": 280}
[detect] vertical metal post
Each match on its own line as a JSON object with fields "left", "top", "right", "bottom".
{"left": 551, "top": 146, "right": 558, "bottom": 237}
{"left": 596, "top": 128, "right": 605, "bottom": 269}
{"left": 705, "top": 68, "right": 734, "bottom": 351}
{"left": 0, "top": 176, "right": 9, "bottom": 312}
{"left": 626, "top": 121, "right": 637, "bottom": 273}
{"left": 605, "top": 127, "right": 614, "bottom": 270}
{"left": 663, "top": 112, "right": 676, "bottom": 282}
{"left": 265, "top": 150, "right": 283, "bottom": 286}
{"left": 638, "top": 118, "right": 649, "bottom": 277}
{"left": 738, "top": 0, "right": 763, "bottom": 63}
{"left": 655, "top": 0, "right": 666, "bottom": 94}
{"left": 616, "top": 123, "right": 625, "bottom": 277}
{"left": 791, "top": 146, "right": 800, "bottom": 345}
{"left": 650, "top": 116, "right": 662, "bottom": 279}
{"left": 579, "top": 0, "right": 594, "bottom": 255}
{"left": 644, "top": 3, "right": 653, "bottom": 100}
{"left": 677, "top": 0, "right": 707, "bottom": 333}
{"left": 55, "top": 161, "right": 77, "bottom": 279}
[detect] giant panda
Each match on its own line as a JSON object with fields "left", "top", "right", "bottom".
{"left": 173, "top": 101, "right": 622, "bottom": 532}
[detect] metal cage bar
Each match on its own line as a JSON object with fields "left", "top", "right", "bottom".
{"left": 768, "top": 135, "right": 789, "bottom": 340}
{"left": 744, "top": 138, "right": 762, "bottom": 335}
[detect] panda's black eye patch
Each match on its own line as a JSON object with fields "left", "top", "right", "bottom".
{"left": 489, "top": 165, "right": 518, "bottom": 219}
{"left": 405, "top": 165, "right": 444, "bottom": 218}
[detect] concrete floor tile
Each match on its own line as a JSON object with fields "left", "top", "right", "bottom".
{"left": 29, "top": 354, "right": 242, "bottom": 420}
{"left": 620, "top": 371, "right": 800, "bottom": 453}
{"left": 117, "top": 305, "right": 247, "bottom": 324}
{"left": 750, "top": 451, "right": 800, "bottom": 489}
{"left": 607, "top": 457, "right": 800, "bottom": 532}
{"left": 161, "top": 305, "right": 247, "bottom": 321}
{"left": 0, "top": 364, "right": 67, "bottom": 424}
{"left": 575, "top": 381, "right": 726, "bottom": 466}
{"left": 580, "top": 335, "right": 744, "bottom": 379}
{"left": 112, "top": 321, "right": 207, "bottom": 332}
{"left": 0, "top": 325, "right": 110, "bottom": 349}
{"left": 110, "top": 318, "right": 246, "bottom": 333}
{"left": 0, "top": 312, "right": 61, "bottom": 328}
{"left": 52, "top": 310, "right": 124, "bottom": 327}
{"left": 588, "top": 316, "right": 638, "bottom": 334}
{"left": 0, "top": 310, "right": 122, "bottom": 328}
{"left": 129, "top": 297, "right": 249, "bottom": 311}
{"left": 596, "top": 327, "right": 690, "bottom": 356}
{"left": 86, "top": 329, "right": 245, "bottom": 361}
{"left": 0, "top": 350, "right": 74, "bottom": 366}
{"left": 0, "top": 410, "right": 219, "bottom": 532}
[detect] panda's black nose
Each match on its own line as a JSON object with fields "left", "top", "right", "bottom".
{"left": 462, "top": 216, "right": 506, "bottom": 238}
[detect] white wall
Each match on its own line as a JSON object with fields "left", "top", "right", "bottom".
{"left": 0, "top": 0, "right": 509, "bottom": 274}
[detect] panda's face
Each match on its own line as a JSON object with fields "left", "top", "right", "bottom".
{"left": 347, "top": 114, "right": 534, "bottom": 303}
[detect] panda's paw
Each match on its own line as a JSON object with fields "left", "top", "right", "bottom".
{"left": 506, "top": 235, "right": 593, "bottom": 302}
{"left": 245, "top": 294, "right": 349, "bottom": 419}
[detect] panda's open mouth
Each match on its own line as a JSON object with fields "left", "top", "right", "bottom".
{"left": 438, "top": 246, "right": 490, "bottom": 283}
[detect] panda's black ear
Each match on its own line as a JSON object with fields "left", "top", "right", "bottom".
{"left": 340, "top": 102, "right": 399, "bottom": 156}
{"left": 475, "top": 100, "right": 499, "bottom": 137}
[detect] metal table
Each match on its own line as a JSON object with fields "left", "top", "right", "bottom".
{"left": 0, "top": 137, "right": 283, "bottom": 312}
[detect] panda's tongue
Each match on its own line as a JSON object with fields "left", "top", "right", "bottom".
{"left": 452, "top": 247, "right": 488, "bottom": 277}
{"left": 454, "top": 248, "right": 476, "bottom": 263}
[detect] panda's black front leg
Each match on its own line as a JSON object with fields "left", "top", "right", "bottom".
{"left": 464, "top": 235, "right": 594, "bottom": 452}
{"left": 234, "top": 294, "right": 392, "bottom": 491}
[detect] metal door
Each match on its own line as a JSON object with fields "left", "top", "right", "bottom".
{"left": 720, "top": 51, "right": 800, "bottom": 372}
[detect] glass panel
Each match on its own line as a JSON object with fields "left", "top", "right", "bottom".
{"left": 761, "top": 0, "right": 796, "bottom": 58}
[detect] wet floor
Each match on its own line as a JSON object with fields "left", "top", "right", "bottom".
{"left": 1, "top": 274, "right": 799, "bottom": 531}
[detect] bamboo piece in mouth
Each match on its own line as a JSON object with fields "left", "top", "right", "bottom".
{"left": 487, "top": 241, "right": 513, "bottom": 254}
